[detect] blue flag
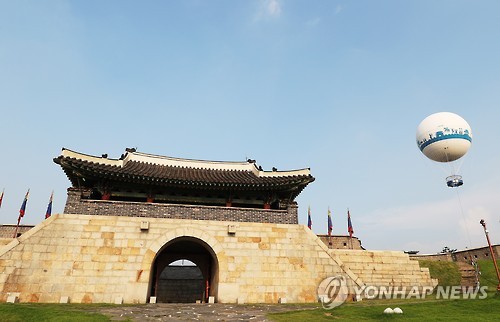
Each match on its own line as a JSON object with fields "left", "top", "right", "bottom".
{"left": 19, "top": 189, "right": 29, "bottom": 218}
{"left": 348, "top": 209, "right": 354, "bottom": 237}
{"left": 328, "top": 208, "right": 333, "bottom": 236}
{"left": 45, "top": 191, "right": 53, "bottom": 219}
{"left": 307, "top": 206, "right": 312, "bottom": 229}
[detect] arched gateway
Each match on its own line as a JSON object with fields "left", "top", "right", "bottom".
{"left": 150, "top": 237, "right": 219, "bottom": 303}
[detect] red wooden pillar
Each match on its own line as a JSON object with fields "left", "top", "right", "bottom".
{"left": 226, "top": 195, "right": 233, "bottom": 207}
{"left": 205, "top": 279, "right": 210, "bottom": 303}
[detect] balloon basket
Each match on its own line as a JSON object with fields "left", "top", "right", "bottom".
{"left": 446, "top": 175, "right": 463, "bottom": 188}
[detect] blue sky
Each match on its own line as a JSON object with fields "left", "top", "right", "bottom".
{"left": 1, "top": 0, "right": 499, "bottom": 253}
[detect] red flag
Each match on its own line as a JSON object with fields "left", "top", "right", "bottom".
{"left": 307, "top": 206, "right": 312, "bottom": 229}
{"left": 19, "top": 189, "right": 29, "bottom": 218}
{"left": 45, "top": 191, "right": 53, "bottom": 219}
{"left": 0, "top": 189, "right": 4, "bottom": 208}
{"left": 348, "top": 209, "right": 354, "bottom": 238}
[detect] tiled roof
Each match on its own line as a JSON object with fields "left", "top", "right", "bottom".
{"left": 54, "top": 148, "right": 315, "bottom": 193}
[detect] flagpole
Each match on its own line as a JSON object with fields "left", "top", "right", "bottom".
{"left": 348, "top": 208, "right": 351, "bottom": 249}
{"left": 0, "top": 188, "right": 4, "bottom": 210}
{"left": 480, "top": 219, "right": 500, "bottom": 291}
{"left": 13, "top": 216, "right": 21, "bottom": 239}
{"left": 328, "top": 207, "right": 333, "bottom": 247}
{"left": 348, "top": 208, "right": 354, "bottom": 250}
{"left": 14, "top": 189, "right": 29, "bottom": 238}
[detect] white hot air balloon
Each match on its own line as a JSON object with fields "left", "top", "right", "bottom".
{"left": 416, "top": 112, "right": 472, "bottom": 187}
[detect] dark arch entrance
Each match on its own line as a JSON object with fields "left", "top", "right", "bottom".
{"left": 149, "top": 237, "right": 219, "bottom": 303}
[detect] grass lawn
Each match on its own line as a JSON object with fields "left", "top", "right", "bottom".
{"left": 478, "top": 259, "right": 500, "bottom": 289}
{"left": 268, "top": 293, "right": 500, "bottom": 321}
{"left": 417, "top": 260, "right": 462, "bottom": 286}
{"left": 0, "top": 303, "right": 113, "bottom": 322}
{"left": 0, "top": 295, "right": 498, "bottom": 321}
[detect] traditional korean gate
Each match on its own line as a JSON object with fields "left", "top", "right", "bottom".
{"left": 150, "top": 237, "right": 219, "bottom": 303}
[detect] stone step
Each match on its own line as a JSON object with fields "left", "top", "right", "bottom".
{"left": 331, "top": 249, "right": 437, "bottom": 288}
{"left": 456, "top": 261, "right": 478, "bottom": 287}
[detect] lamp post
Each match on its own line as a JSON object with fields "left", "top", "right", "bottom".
{"left": 479, "top": 219, "right": 500, "bottom": 291}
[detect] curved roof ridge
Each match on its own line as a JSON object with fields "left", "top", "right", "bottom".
{"left": 127, "top": 152, "right": 312, "bottom": 176}
{"left": 57, "top": 148, "right": 312, "bottom": 177}
{"left": 130, "top": 151, "right": 249, "bottom": 165}
{"left": 127, "top": 151, "right": 256, "bottom": 172}
{"left": 60, "top": 148, "right": 123, "bottom": 167}
{"left": 258, "top": 168, "right": 312, "bottom": 177}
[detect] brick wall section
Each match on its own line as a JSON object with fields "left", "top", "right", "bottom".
{"left": 410, "top": 246, "right": 500, "bottom": 263}
{"left": 317, "top": 235, "right": 363, "bottom": 250}
{"left": 0, "top": 225, "right": 34, "bottom": 238}
{"left": 452, "top": 246, "right": 500, "bottom": 262}
{"left": 410, "top": 253, "right": 453, "bottom": 262}
{"left": 64, "top": 189, "right": 298, "bottom": 224}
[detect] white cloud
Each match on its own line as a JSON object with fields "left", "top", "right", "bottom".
{"left": 254, "top": 0, "right": 282, "bottom": 21}
{"left": 334, "top": 4, "right": 343, "bottom": 15}
{"left": 266, "top": 0, "right": 282, "bottom": 17}
{"left": 306, "top": 17, "right": 321, "bottom": 27}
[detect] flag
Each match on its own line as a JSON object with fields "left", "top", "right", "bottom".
{"left": 19, "top": 189, "right": 29, "bottom": 218}
{"left": 307, "top": 206, "right": 312, "bottom": 229}
{"left": 327, "top": 208, "right": 333, "bottom": 236}
{"left": 45, "top": 191, "right": 53, "bottom": 219}
{"left": 0, "top": 189, "right": 4, "bottom": 208}
{"left": 348, "top": 209, "right": 354, "bottom": 238}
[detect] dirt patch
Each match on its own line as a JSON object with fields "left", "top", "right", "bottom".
{"left": 96, "top": 303, "right": 318, "bottom": 321}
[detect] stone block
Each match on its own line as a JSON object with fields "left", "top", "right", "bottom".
{"left": 59, "top": 296, "right": 70, "bottom": 303}
{"left": 84, "top": 225, "right": 100, "bottom": 232}
{"left": 114, "top": 296, "right": 123, "bottom": 304}
{"left": 7, "top": 295, "right": 19, "bottom": 303}
{"left": 140, "top": 221, "right": 149, "bottom": 231}
{"left": 218, "top": 283, "right": 240, "bottom": 303}
{"left": 208, "top": 296, "right": 215, "bottom": 303}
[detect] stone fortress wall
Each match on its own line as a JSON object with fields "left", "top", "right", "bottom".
{"left": 0, "top": 214, "right": 350, "bottom": 303}
{"left": 0, "top": 209, "right": 436, "bottom": 304}
{"left": 410, "top": 246, "right": 500, "bottom": 263}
